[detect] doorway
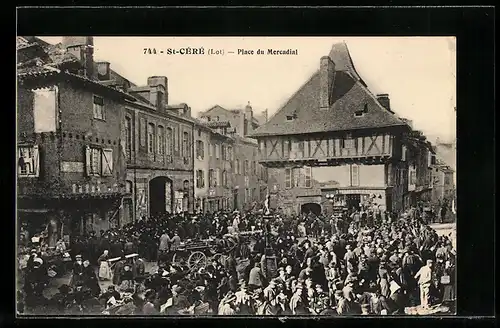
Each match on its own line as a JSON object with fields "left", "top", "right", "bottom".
{"left": 301, "top": 203, "right": 322, "bottom": 216}
{"left": 345, "top": 194, "right": 362, "bottom": 211}
{"left": 149, "top": 176, "right": 173, "bottom": 217}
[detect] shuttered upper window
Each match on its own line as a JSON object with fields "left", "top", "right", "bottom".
{"left": 85, "top": 146, "right": 113, "bottom": 176}
{"left": 93, "top": 95, "right": 105, "bottom": 120}
{"left": 18, "top": 145, "right": 40, "bottom": 177}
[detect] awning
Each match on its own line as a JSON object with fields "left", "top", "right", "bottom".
{"left": 17, "top": 208, "right": 50, "bottom": 213}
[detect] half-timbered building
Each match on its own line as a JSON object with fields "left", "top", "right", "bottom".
{"left": 251, "top": 42, "right": 432, "bottom": 216}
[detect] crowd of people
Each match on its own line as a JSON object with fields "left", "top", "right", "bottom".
{"left": 18, "top": 205, "right": 456, "bottom": 316}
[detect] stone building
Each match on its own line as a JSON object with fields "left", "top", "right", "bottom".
{"left": 17, "top": 36, "right": 134, "bottom": 244}
{"left": 250, "top": 42, "right": 433, "bottom": 216}
{"left": 193, "top": 120, "right": 235, "bottom": 213}
{"left": 199, "top": 104, "right": 267, "bottom": 210}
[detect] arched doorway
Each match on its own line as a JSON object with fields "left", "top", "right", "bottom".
{"left": 149, "top": 176, "right": 173, "bottom": 217}
{"left": 301, "top": 203, "right": 322, "bottom": 216}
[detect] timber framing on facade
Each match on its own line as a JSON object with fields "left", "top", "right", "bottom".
{"left": 250, "top": 42, "right": 433, "bottom": 214}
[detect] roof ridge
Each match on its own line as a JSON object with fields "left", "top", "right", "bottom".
{"left": 258, "top": 70, "right": 319, "bottom": 131}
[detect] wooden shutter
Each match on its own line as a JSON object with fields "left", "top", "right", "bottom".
{"left": 85, "top": 146, "right": 92, "bottom": 176}
{"left": 351, "top": 164, "right": 360, "bottom": 186}
{"left": 32, "top": 145, "right": 40, "bottom": 177}
{"left": 102, "top": 148, "right": 113, "bottom": 176}
{"left": 285, "top": 168, "right": 291, "bottom": 189}
{"left": 304, "top": 166, "right": 312, "bottom": 188}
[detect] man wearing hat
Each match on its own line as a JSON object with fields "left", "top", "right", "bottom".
{"left": 263, "top": 278, "right": 278, "bottom": 306}
{"left": 235, "top": 280, "right": 251, "bottom": 308}
{"left": 310, "top": 284, "right": 329, "bottom": 315}
{"left": 289, "top": 285, "right": 306, "bottom": 315}
{"left": 414, "top": 259, "right": 434, "bottom": 308}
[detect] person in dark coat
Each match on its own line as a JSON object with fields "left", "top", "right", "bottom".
{"left": 70, "top": 255, "right": 85, "bottom": 288}
{"left": 112, "top": 256, "right": 127, "bottom": 285}
{"left": 99, "top": 285, "right": 121, "bottom": 306}
{"left": 50, "top": 284, "right": 73, "bottom": 313}
{"left": 82, "top": 260, "right": 101, "bottom": 297}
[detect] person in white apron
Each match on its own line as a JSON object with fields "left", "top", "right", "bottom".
{"left": 97, "top": 250, "right": 112, "bottom": 281}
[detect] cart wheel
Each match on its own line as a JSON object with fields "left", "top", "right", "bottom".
{"left": 172, "top": 253, "right": 179, "bottom": 265}
{"left": 187, "top": 251, "right": 206, "bottom": 272}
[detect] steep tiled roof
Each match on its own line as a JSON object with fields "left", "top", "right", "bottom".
{"left": 251, "top": 43, "right": 407, "bottom": 137}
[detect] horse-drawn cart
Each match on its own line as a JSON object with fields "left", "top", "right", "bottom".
{"left": 171, "top": 238, "right": 222, "bottom": 272}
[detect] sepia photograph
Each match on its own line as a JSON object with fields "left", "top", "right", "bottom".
{"left": 16, "top": 36, "right": 457, "bottom": 317}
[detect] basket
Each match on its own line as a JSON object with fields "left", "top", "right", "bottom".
{"left": 440, "top": 275, "right": 451, "bottom": 284}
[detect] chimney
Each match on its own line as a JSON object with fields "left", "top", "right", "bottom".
{"left": 147, "top": 76, "right": 168, "bottom": 109}
{"left": 263, "top": 109, "right": 268, "bottom": 123}
{"left": 238, "top": 110, "right": 245, "bottom": 137}
{"left": 96, "top": 61, "right": 110, "bottom": 81}
{"left": 245, "top": 101, "right": 253, "bottom": 135}
{"left": 376, "top": 94, "right": 391, "bottom": 112}
{"left": 62, "top": 37, "right": 94, "bottom": 79}
{"left": 320, "top": 56, "right": 336, "bottom": 110}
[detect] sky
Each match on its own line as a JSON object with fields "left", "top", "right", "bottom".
{"left": 38, "top": 37, "right": 456, "bottom": 142}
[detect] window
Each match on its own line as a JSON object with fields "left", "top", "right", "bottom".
{"left": 283, "top": 139, "right": 291, "bottom": 158}
{"left": 147, "top": 123, "right": 155, "bottom": 153}
{"left": 350, "top": 164, "right": 360, "bottom": 186}
{"left": 245, "top": 176, "right": 249, "bottom": 188}
{"left": 304, "top": 166, "right": 312, "bottom": 188}
{"left": 209, "top": 169, "right": 215, "bottom": 187}
{"left": 215, "top": 144, "right": 220, "bottom": 159}
{"left": 18, "top": 145, "right": 40, "bottom": 177}
{"left": 166, "top": 127, "right": 173, "bottom": 156}
{"left": 93, "top": 95, "right": 105, "bottom": 120}
{"left": 221, "top": 145, "right": 226, "bottom": 161}
{"left": 286, "top": 115, "right": 295, "bottom": 121}
{"left": 196, "top": 140, "right": 204, "bottom": 159}
{"left": 173, "top": 127, "right": 179, "bottom": 152}
{"left": 182, "top": 132, "right": 189, "bottom": 158}
{"left": 196, "top": 170, "right": 205, "bottom": 188}
{"left": 222, "top": 170, "right": 228, "bottom": 187}
{"left": 402, "top": 145, "right": 407, "bottom": 161}
{"left": 252, "top": 161, "right": 256, "bottom": 175}
{"left": 227, "top": 146, "right": 233, "bottom": 161}
{"left": 157, "top": 125, "right": 165, "bottom": 155}
{"left": 410, "top": 170, "right": 417, "bottom": 185}
{"left": 431, "top": 155, "right": 436, "bottom": 165}
{"left": 215, "top": 168, "right": 220, "bottom": 187}
{"left": 140, "top": 118, "right": 146, "bottom": 147}
{"left": 285, "top": 168, "right": 292, "bottom": 189}
{"left": 292, "top": 168, "right": 300, "bottom": 187}
{"left": 125, "top": 117, "right": 132, "bottom": 160}
{"left": 235, "top": 159, "right": 240, "bottom": 174}
{"left": 85, "top": 146, "right": 113, "bottom": 176}
{"left": 198, "top": 129, "right": 202, "bottom": 137}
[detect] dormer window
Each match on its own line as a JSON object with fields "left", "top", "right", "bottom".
{"left": 286, "top": 111, "right": 298, "bottom": 121}
{"left": 354, "top": 104, "right": 368, "bottom": 117}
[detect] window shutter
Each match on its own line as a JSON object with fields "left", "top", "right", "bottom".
{"left": 351, "top": 165, "right": 360, "bottom": 186}
{"left": 102, "top": 148, "right": 113, "bottom": 176}
{"left": 85, "top": 146, "right": 92, "bottom": 176}
{"left": 285, "top": 168, "right": 291, "bottom": 189}
{"left": 32, "top": 145, "right": 40, "bottom": 177}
